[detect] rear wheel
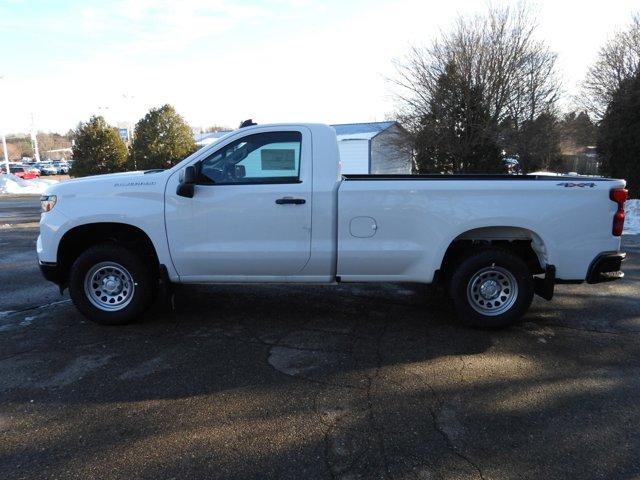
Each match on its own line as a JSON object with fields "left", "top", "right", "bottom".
{"left": 449, "top": 248, "right": 534, "bottom": 329}
{"left": 69, "top": 243, "right": 156, "bottom": 325}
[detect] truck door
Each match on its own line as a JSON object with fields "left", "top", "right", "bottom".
{"left": 164, "top": 127, "right": 312, "bottom": 279}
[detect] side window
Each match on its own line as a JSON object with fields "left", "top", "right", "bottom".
{"left": 199, "top": 131, "right": 301, "bottom": 185}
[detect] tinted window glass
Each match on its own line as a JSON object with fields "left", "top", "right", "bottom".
{"left": 200, "top": 131, "right": 301, "bottom": 184}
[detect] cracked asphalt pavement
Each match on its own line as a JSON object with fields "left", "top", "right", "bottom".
{"left": 1, "top": 195, "right": 639, "bottom": 480}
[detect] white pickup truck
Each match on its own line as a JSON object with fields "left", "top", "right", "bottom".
{"left": 38, "top": 123, "right": 629, "bottom": 328}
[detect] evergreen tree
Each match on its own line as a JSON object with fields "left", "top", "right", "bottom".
{"left": 70, "top": 116, "right": 128, "bottom": 177}
{"left": 498, "top": 112, "right": 563, "bottom": 173}
{"left": 517, "top": 112, "right": 562, "bottom": 172}
{"left": 559, "top": 111, "right": 597, "bottom": 149}
{"left": 130, "top": 104, "right": 196, "bottom": 170}
{"left": 598, "top": 71, "right": 640, "bottom": 198}
{"left": 415, "top": 62, "right": 502, "bottom": 173}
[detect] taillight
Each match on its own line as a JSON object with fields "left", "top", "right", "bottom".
{"left": 610, "top": 188, "right": 628, "bottom": 236}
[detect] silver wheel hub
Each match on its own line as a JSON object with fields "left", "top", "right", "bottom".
{"left": 84, "top": 262, "right": 135, "bottom": 312}
{"left": 103, "top": 276, "right": 121, "bottom": 294}
{"left": 479, "top": 279, "right": 501, "bottom": 299}
{"left": 467, "top": 266, "right": 518, "bottom": 316}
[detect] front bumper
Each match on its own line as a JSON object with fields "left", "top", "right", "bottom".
{"left": 586, "top": 252, "right": 626, "bottom": 284}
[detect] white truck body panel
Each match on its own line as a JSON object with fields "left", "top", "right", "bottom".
{"left": 38, "top": 123, "right": 625, "bottom": 289}
{"left": 337, "top": 178, "right": 622, "bottom": 282}
{"left": 37, "top": 171, "right": 175, "bottom": 275}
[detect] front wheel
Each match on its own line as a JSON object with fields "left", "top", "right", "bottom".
{"left": 69, "top": 243, "right": 156, "bottom": 325}
{"left": 449, "top": 248, "right": 534, "bottom": 329}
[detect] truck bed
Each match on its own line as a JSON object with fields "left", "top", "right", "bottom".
{"left": 342, "top": 174, "right": 614, "bottom": 181}
{"left": 336, "top": 173, "right": 624, "bottom": 283}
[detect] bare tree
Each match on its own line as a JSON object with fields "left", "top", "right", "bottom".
{"left": 581, "top": 14, "right": 640, "bottom": 119}
{"left": 391, "top": 3, "right": 560, "bottom": 133}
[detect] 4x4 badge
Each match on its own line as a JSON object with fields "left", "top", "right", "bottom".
{"left": 557, "top": 182, "right": 596, "bottom": 188}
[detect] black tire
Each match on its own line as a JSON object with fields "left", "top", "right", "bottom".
{"left": 69, "top": 243, "right": 156, "bottom": 325}
{"left": 449, "top": 248, "right": 534, "bottom": 329}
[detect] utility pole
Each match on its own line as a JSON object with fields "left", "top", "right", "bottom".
{"left": 122, "top": 94, "right": 136, "bottom": 144}
{"left": 1, "top": 130, "right": 8, "bottom": 175}
{"left": 122, "top": 94, "right": 136, "bottom": 169}
{"left": 0, "top": 76, "right": 9, "bottom": 175}
{"left": 30, "top": 113, "right": 40, "bottom": 162}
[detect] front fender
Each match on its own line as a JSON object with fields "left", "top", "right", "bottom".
{"left": 37, "top": 188, "right": 178, "bottom": 281}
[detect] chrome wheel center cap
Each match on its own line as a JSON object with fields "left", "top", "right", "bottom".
{"left": 103, "top": 276, "right": 121, "bottom": 294}
{"left": 479, "top": 280, "right": 500, "bottom": 300}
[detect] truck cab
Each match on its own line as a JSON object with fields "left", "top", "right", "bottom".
{"left": 164, "top": 124, "right": 340, "bottom": 282}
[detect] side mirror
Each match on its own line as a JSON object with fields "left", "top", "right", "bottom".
{"left": 183, "top": 165, "right": 197, "bottom": 184}
{"left": 177, "top": 165, "right": 197, "bottom": 198}
{"left": 235, "top": 164, "right": 246, "bottom": 178}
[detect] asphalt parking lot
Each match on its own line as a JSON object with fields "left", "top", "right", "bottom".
{"left": 1, "top": 195, "right": 639, "bottom": 480}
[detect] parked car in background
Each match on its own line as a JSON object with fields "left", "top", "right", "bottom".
{"left": 38, "top": 163, "right": 59, "bottom": 176}
{"left": 25, "top": 165, "right": 41, "bottom": 176}
{"left": 9, "top": 165, "right": 39, "bottom": 180}
{"left": 503, "top": 157, "right": 523, "bottom": 174}
{"left": 52, "top": 161, "right": 69, "bottom": 174}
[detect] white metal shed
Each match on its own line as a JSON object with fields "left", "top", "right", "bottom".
{"left": 332, "top": 122, "right": 412, "bottom": 174}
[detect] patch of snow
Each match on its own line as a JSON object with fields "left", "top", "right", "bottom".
{"left": 36, "top": 354, "right": 112, "bottom": 388}
{"left": 19, "top": 316, "right": 37, "bottom": 327}
{"left": 119, "top": 355, "right": 165, "bottom": 380}
{"left": 0, "top": 174, "right": 58, "bottom": 195}
{"left": 624, "top": 199, "right": 640, "bottom": 235}
{"left": 527, "top": 171, "right": 562, "bottom": 176}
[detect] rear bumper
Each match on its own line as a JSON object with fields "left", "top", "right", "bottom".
{"left": 535, "top": 251, "right": 626, "bottom": 300}
{"left": 586, "top": 252, "right": 626, "bottom": 284}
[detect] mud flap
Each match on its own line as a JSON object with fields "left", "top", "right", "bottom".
{"left": 533, "top": 265, "right": 555, "bottom": 301}
{"left": 158, "top": 264, "right": 175, "bottom": 311}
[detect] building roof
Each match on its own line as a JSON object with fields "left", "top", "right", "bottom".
{"left": 331, "top": 121, "right": 396, "bottom": 141}
{"left": 193, "top": 121, "right": 400, "bottom": 146}
{"left": 194, "top": 131, "right": 231, "bottom": 146}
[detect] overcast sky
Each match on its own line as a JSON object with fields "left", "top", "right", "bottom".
{"left": 0, "top": 0, "right": 638, "bottom": 134}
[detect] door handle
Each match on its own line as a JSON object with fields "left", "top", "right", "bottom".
{"left": 275, "top": 197, "right": 306, "bottom": 205}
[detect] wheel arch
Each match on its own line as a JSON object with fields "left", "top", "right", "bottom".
{"left": 57, "top": 222, "right": 160, "bottom": 286}
{"left": 436, "top": 226, "right": 549, "bottom": 283}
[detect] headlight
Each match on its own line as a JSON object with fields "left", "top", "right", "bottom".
{"left": 41, "top": 195, "right": 57, "bottom": 213}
